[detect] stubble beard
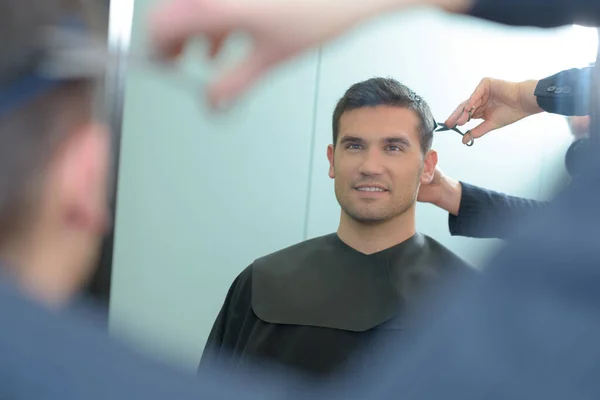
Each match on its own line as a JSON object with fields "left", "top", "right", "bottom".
{"left": 336, "top": 189, "right": 417, "bottom": 225}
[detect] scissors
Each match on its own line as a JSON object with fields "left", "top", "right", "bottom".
{"left": 433, "top": 119, "right": 475, "bottom": 147}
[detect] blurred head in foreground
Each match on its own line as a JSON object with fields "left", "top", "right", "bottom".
{"left": 0, "top": 0, "right": 111, "bottom": 306}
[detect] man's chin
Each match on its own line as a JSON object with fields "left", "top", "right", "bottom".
{"left": 345, "top": 210, "right": 391, "bottom": 225}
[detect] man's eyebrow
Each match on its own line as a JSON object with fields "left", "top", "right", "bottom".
{"left": 383, "top": 136, "right": 412, "bottom": 146}
{"left": 338, "top": 135, "right": 413, "bottom": 147}
{"left": 339, "top": 136, "right": 365, "bottom": 144}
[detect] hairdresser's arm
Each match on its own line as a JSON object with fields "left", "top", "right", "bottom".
{"left": 445, "top": 67, "right": 592, "bottom": 145}
{"left": 448, "top": 182, "right": 549, "bottom": 240}
{"left": 468, "top": 0, "right": 600, "bottom": 28}
{"left": 535, "top": 67, "right": 592, "bottom": 116}
{"left": 149, "top": 0, "right": 472, "bottom": 108}
{"left": 419, "top": 171, "right": 549, "bottom": 240}
{"left": 150, "top": 0, "right": 598, "bottom": 107}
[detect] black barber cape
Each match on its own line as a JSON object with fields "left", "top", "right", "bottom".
{"left": 200, "top": 233, "right": 475, "bottom": 378}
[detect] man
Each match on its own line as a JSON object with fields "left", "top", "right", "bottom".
{"left": 201, "top": 77, "right": 474, "bottom": 378}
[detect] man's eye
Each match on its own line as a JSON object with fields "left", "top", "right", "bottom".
{"left": 346, "top": 144, "right": 362, "bottom": 150}
{"left": 386, "top": 145, "right": 402, "bottom": 152}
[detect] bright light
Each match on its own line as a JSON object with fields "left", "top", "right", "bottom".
{"left": 570, "top": 25, "right": 598, "bottom": 66}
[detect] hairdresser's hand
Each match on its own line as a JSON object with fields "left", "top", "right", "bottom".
{"left": 445, "top": 78, "right": 544, "bottom": 144}
{"left": 150, "top": 0, "right": 473, "bottom": 109}
{"left": 417, "top": 168, "right": 462, "bottom": 216}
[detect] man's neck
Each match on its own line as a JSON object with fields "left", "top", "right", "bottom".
{"left": 0, "top": 242, "right": 73, "bottom": 308}
{"left": 336, "top": 207, "right": 417, "bottom": 255}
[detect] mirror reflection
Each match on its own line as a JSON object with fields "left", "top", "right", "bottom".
{"left": 107, "top": 1, "right": 598, "bottom": 376}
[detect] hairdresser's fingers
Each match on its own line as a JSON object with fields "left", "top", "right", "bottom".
{"left": 462, "top": 119, "right": 498, "bottom": 144}
{"left": 447, "top": 79, "right": 490, "bottom": 126}
{"left": 150, "top": 0, "right": 238, "bottom": 60}
{"left": 161, "top": 42, "right": 186, "bottom": 59}
{"left": 455, "top": 105, "right": 474, "bottom": 126}
{"left": 445, "top": 100, "right": 468, "bottom": 128}
{"left": 448, "top": 101, "right": 476, "bottom": 127}
{"left": 464, "top": 78, "right": 491, "bottom": 111}
{"left": 207, "top": 50, "right": 269, "bottom": 109}
{"left": 208, "top": 34, "right": 228, "bottom": 58}
{"left": 455, "top": 84, "right": 491, "bottom": 126}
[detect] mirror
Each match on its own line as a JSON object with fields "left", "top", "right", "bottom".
{"left": 106, "top": 0, "right": 598, "bottom": 372}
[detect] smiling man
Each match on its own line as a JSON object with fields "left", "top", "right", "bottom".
{"left": 200, "top": 77, "right": 474, "bottom": 379}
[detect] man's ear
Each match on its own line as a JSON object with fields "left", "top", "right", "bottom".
{"left": 327, "top": 144, "right": 335, "bottom": 179}
{"left": 54, "top": 123, "right": 110, "bottom": 235}
{"left": 420, "top": 149, "right": 438, "bottom": 185}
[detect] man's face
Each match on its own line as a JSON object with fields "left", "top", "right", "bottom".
{"left": 39, "top": 118, "right": 112, "bottom": 302}
{"left": 327, "top": 106, "right": 436, "bottom": 224}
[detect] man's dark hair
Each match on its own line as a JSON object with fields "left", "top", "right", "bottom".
{"left": 0, "top": 0, "right": 100, "bottom": 244}
{"left": 332, "top": 77, "right": 435, "bottom": 154}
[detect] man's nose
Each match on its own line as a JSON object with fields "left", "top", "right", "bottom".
{"left": 358, "top": 150, "right": 385, "bottom": 176}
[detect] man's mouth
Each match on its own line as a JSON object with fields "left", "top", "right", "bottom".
{"left": 354, "top": 185, "right": 388, "bottom": 192}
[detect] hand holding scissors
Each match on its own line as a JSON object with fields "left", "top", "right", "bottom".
{"left": 444, "top": 78, "right": 543, "bottom": 145}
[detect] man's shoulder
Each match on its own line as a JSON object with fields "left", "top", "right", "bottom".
{"left": 0, "top": 282, "right": 220, "bottom": 399}
{"left": 227, "top": 234, "right": 337, "bottom": 292}
{"left": 253, "top": 233, "right": 337, "bottom": 269}
{"left": 419, "top": 233, "right": 475, "bottom": 271}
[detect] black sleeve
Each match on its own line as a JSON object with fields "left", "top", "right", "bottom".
{"left": 535, "top": 67, "right": 592, "bottom": 116}
{"left": 467, "top": 0, "right": 600, "bottom": 27}
{"left": 201, "top": 292, "right": 231, "bottom": 348}
{"left": 448, "top": 182, "right": 550, "bottom": 240}
{"left": 199, "top": 273, "right": 245, "bottom": 367}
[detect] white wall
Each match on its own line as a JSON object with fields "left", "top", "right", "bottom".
{"left": 109, "top": 1, "right": 598, "bottom": 371}
{"left": 109, "top": 0, "right": 319, "bottom": 370}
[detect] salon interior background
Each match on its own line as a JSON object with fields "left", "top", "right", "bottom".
{"left": 106, "top": 0, "right": 598, "bottom": 371}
